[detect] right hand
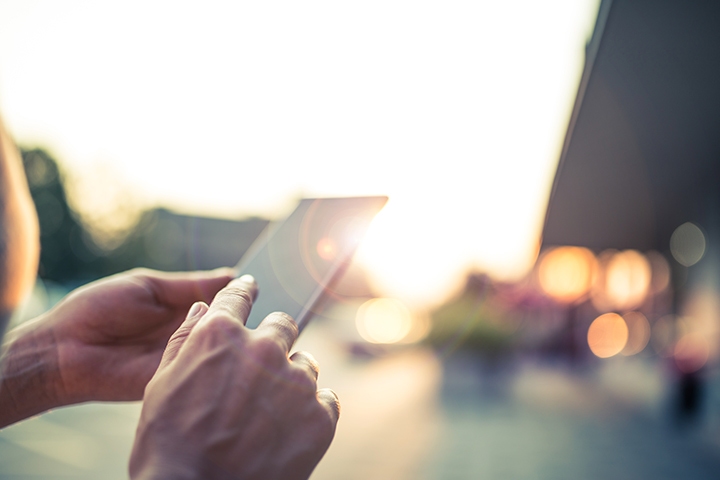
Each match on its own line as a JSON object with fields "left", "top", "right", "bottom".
{"left": 129, "top": 275, "right": 340, "bottom": 480}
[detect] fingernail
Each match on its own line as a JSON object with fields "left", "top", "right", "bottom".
{"left": 187, "top": 302, "right": 207, "bottom": 319}
{"left": 325, "top": 389, "right": 339, "bottom": 401}
{"left": 238, "top": 274, "right": 255, "bottom": 285}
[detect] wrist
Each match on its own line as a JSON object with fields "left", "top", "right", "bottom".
{"left": 130, "top": 447, "right": 203, "bottom": 480}
{"left": 0, "top": 319, "right": 64, "bottom": 428}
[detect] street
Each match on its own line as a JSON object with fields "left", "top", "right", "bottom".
{"left": 1, "top": 325, "right": 719, "bottom": 479}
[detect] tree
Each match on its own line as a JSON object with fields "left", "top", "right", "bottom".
{"left": 21, "top": 148, "right": 99, "bottom": 283}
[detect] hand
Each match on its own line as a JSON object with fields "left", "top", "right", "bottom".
{"left": 129, "top": 275, "right": 340, "bottom": 480}
{"left": 0, "top": 268, "right": 234, "bottom": 427}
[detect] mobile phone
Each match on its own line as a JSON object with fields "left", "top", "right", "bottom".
{"left": 234, "top": 196, "right": 388, "bottom": 331}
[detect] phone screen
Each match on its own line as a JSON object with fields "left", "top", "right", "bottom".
{"left": 234, "top": 196, "right": 387, "bottom": 330}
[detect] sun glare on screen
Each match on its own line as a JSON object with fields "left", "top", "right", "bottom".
{"left": 316, "top": 237, "right": 337, "bottom": 261}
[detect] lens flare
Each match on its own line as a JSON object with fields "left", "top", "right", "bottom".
{"left": 587, "top": 313, "right": 628, "bottom": 358}
{"left": 316, "top": 237, "right": 337, "bottom": 261}
{"left": 356, "top": 298, "right": 412, "bottom": 344}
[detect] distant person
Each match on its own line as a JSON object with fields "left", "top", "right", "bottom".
{"left": 0, "top": 117, "right": 339, "bottom": 479}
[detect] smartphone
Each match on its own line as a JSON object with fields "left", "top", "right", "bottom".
{"left": 234, "top": 196, "right": 388, "bottom": 331}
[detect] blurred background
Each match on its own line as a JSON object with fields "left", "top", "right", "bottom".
{"left": 2, "top": 0, "right": 720, "bottom": 478}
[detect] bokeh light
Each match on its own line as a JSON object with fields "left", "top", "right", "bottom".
{"left": 403, "top": 313, "right": 432, "bottom": 345}
{"left": 356, "top": 298, "right": 413, "bottom": 344}
{"left": 605, "top": 250, "right": 651, "bottom": 310}
{"left": 670, "top": 222, "right": 706, "bottom": 267}
{"left": 647, "top": 251, "right": 671, "bottom": 293}
{"left": 651, "top": 315, "right": 676, "bottom": 357}
{"left": 537, "top": 246, "right": 597, "bottom": 303}
{"left": 587, "top": 313, "right": 628, "bottom": 358}
{"left": 674, "top": 332, "right": 710, "bottom": 373}
{"left": 592, "top": 250, "right": 651, "bottom": 311}
{"left": 620, "top": 311, "right": 651, "bottom": 356}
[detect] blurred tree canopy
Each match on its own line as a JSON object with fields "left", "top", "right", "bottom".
{"left": 429, "top": 273, "right": 517, "bottom": 359}
{"left": 21, "top": 148, "right": 102, "bottom": 282}
{"left": 21, "top": 148, "right": 266, "bottom": 285}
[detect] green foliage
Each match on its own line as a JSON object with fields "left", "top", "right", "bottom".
{"left": 21, "top": 148, "right": 101, "bottom": 282}
{"left": 428, "top": 276, "right": 517, "bottom": 356}
{"left": 21, "top": 148, "right": 268, "bottom": 284}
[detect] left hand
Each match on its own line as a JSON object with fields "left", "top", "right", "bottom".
{"left": 0, "top": 268, "right": 234, "bottom": 427}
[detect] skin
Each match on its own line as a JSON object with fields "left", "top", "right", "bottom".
{"left": 0, "top": 117, "right": 340, "bottom": 478}
{"left": 130, "top": 276, "right": 340, "bottom": 480}
{"left": 0, "top": 267, "right": 236, "bottom": 427}
{"left": 0, "top": 117, "right": 39, "bottom": 333}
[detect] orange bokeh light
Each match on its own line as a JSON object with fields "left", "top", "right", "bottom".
{"left": 588, "top": 313, "right": 628, "bottom": 358}
{"left": 316, "top": 237, "right": 337, "bottom": 261}
{"left": 537, "top": 246, "right": 597, "bottom": 303}
{"left": 620, "top": 311, "right": 651, "bottom": 356}
{"left": 647, "top": 251, "right": 671, "bottom": 294}
{"left": 592, "top": 250, "right": 651, "bottom": 311}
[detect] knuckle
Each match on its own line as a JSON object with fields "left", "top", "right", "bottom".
{"left": 293, "top": 351, "right": 320, "bottom": 376}
{"left": 168, "top": 324, "right": 192, "bottom": 344}
{"left": 288, "top": 366, "right": 318, "bottom": 394}
{"left": 264, "top": 311, "right": 299, "bottom": 336}
{"left": 128, "top": 267, "right": 154, "bottom": 280}
{"left": 221, "top": 285, "right": 254, "bottom": 305}
{"left": 125, "top": 268, "right": 165, "bottom": 306}
{"left": 194, "top": 313, "right": 243, "bottom": 341}
{"left": 269, "top": 311, "right": 297, "bottom": 327}
{"left": 248, "top": 334, "right": 286, "bottom": 366}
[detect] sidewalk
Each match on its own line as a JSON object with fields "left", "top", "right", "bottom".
{"left": 419, "top": 354, "right": 720, "bottom": 480}
{"left": 1, "top": 333, "right": 718, "bottom": 479}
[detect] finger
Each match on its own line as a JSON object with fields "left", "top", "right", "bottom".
{"left": 289, "top": 350, "right": 320, "bottom": 381}
{"left": 159, "top": 301, "right": 209, "bottom": 369}
{"left": 255, "top": 311, "right": 299, "bottom": 354}
{"left": 202, "top": 275, "right": 258, "bottom": 326}
{"left": 142, "top": 267, "right": 236, "bottom": 309}
{"left": 317, "top": 388, "right": 341, "bottom": 425}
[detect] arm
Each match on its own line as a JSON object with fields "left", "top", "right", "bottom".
{"left": 0, "top": 117, "right": 40, "bottom": 332}
{"left": 0, "top": 116, "right": 236, "bottom": 427}
{"left": 0, "top": 320, "right": 59, "bottom": 426}
{"left": 130, "top": 276, "right": 340, "bottom": 480}
{"left": 0, "top": 267, "right": 235, "bottom": 428}
{"left": 0, "top": 116, "right": 44, "bottom": 425}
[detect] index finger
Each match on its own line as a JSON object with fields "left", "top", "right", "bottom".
{"left": 203, "top": 275, "right": 259, "bottom": 325}
{"left": 255, "top": 311, "right": 299, "bottom": 354}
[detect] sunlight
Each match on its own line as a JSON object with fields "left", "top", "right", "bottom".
{"left": 0, "top": 0, "right": 601, "bottom": 307}
{"left": 356, "top": 297, "right": 413, "bottom": 344}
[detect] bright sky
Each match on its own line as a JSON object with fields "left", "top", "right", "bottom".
{"left": 0, "top": 0, "right": 599, "bottom": 308}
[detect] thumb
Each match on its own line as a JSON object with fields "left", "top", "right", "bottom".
{"left": 158, "top": 301, "right": 209, "bottom": 370}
